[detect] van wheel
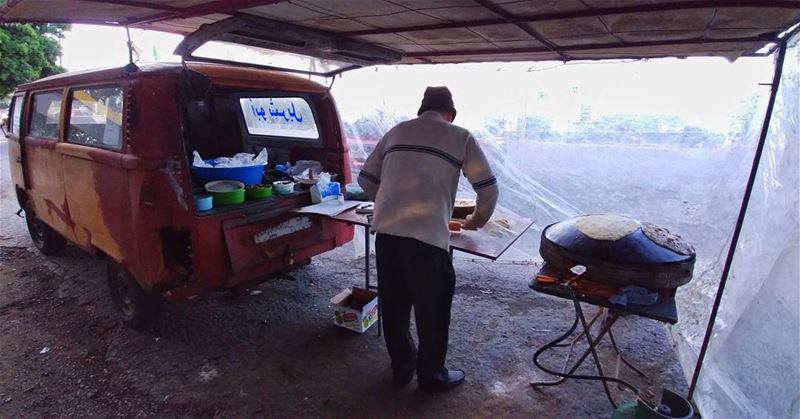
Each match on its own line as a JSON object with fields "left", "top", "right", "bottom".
{"left": 107, "top": 262, "right": 162, "bottom": 328}
{"left": 24, "top": 204, "right": 66, "bottom": 255}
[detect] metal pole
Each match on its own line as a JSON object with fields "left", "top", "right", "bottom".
{"left": 687, "top": 39, "right": 788, "bottom": 401}
{"left": 364, "top": 225, "right": 370, "bottom": 290}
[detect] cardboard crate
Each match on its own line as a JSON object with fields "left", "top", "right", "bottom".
{"left": 331, "top": 287, "right": 379, "bottom": 333}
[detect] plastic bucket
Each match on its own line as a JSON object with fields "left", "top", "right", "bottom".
{"left": 246, "top": 184, "right": 273, "bottom": 200}
{"left": 193, "top": 194, "right": 213, "bottom": 211}
{"left": 192, "top": 159, "right": 265, "bottom": 185}
{"left": 205, "top": 180, "right": 246, "bottom": 206}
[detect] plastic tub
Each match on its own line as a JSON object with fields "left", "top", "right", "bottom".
{"left": 246, "top": 184, "right": 273, "bottom": 200}
{"left": 205, "top": 180, "right": 245, "bottom": 206}
{"left": 272, "top": 180, "right": 296, "bottom": 195}
{"left": 193, "top": 194, "right": 213, "bottom": 211}
{"left": 192, "top": 159, "right": 265, "bottom": 185}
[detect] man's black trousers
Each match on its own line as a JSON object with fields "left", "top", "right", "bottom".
{"left": 375, "top": 233, "right": 455, "bottom": 379}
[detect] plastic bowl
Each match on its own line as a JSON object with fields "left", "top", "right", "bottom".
{"left": 245, "top": 184, "right": 273, "bottom": 200}
{"left": 193, "top": 194, "right": 213, "bottom": 211}
{"left": 205, "top": 180, "right": 245, "bottom": 206}
{"left": 193, "top": 159, "right": 265, "bottom": 185}
{"left": 272, "top": 180, "right": 296, "bottom": 195}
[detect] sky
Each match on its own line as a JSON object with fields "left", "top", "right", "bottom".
{"left": 60, "top": 24, "right": 774, "bottom": 133}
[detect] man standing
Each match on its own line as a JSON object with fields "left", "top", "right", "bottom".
{"left": 357, "top": 86, "right": 498, "bottom": 392}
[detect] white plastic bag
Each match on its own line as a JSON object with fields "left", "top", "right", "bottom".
{"left": 192, "top": 149, "right": 269, "bottom": 168}
{"left": 192, "top": 151, "right": 213, "bottom": 168}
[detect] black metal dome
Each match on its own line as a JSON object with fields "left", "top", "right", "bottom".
{"left": 540, "top": 215, "right": 695, "bottom": 289}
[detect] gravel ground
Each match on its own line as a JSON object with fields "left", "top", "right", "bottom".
{"left": 0, "top": 137, "right": 686, "bottom": 418}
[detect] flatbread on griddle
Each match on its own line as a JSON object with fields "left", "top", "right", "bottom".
{"left": 575, "top": 214, "right": 640, "bottom": 241}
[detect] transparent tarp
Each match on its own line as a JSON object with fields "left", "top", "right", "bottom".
{"left": 690, "top": 34, "right": 800, "bottom": 419}
{"left": 332, "top": 54, "right": 793, "bottom": 416}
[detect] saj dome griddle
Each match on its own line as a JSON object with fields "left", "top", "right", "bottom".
{"left": 540, "top": 214, "right": 695, "bottom": 292}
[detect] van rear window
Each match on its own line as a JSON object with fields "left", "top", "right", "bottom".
{"left": 30, "top": 91, "right": 63, "bottom": 139}
{"left": 68, "top": 87, "right": 123, "bottom": 150}
{"left": 239, "top": 97, "right": 319, "bottom": 140}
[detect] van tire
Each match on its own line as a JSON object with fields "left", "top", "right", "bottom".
{"left": 107, "top": 262, "right": 162, "bottom": 328}
{"left": 24, "top": 204, "right": 67, "bottom": 255}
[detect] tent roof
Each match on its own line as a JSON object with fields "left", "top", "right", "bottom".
{"left": 2, "top": 0, "right": 800, "bottom": 66}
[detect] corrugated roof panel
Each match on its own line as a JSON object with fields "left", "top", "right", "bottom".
{"left": 295, "top": 17, "right": 373, "bottom": 32}
{"left": 603, "top": 10, "right": 715, "bottom": 32}
{"left": 295, "top": 0, "right": 406, "bottom": 17}
{"left": 530, "top": 17, "right": 612, "bottom": 39}
{"left": 491, "top": 0, "right": 590, "bottom": 16}
{"left": 0, "top": 0, "right": 797, "bottom": 69}
{"left": 390, "top": 0, "right": 476, "bottom": 8}
{"left": 401, "top": 27, "right": 487, "bottom": 44}
{"left": 420, "top": 41, "right": 498, "bottom": 52}
{"left": 241, "top": 3, "right": 326, "bottom": 22}
{"left": 413, "top": 5, "right": 500, "bottom": 22}
{"left": 468, "top": 24, "right": 536, "bottom": 42}
{"left": 713, "top": 7, "right": 800, "bottom": 29}
{"left": 354, "top": 10, "right": 445, "bottom": 27}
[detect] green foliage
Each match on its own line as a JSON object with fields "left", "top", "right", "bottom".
{"left": 0, "top": 23, "right": 69, "bottom": 97}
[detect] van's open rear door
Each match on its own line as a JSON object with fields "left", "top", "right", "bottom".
{"left": 172, "top": 15, "right": 401, "bottom": 77}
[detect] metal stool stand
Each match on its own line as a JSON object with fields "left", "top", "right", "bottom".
{"left": 531, "top": 299, "right": 646, "bottom": 408}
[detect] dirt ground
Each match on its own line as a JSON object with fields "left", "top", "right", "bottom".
{"left": 0, "top": 138, "right": 687, "bottom": 418}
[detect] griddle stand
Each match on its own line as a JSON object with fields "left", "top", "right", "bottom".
{"left": 529, "top": 279, "right": 678, "bottom": 408}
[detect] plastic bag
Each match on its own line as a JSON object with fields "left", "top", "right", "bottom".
{"left": 192, "top": 149, "right": 269, "bottom": 168}
{"left": 290, "top": 160, "right": 322, "bottom": 176}
{"left": 192, "top": 151, "right": 213, "bottom": 168}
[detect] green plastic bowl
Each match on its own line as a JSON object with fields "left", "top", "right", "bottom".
{"left": 205, "top": 180, "right": 245, "bottom": 206}
{"left": 246, "top": 184, "right": 273, "bottom": 200}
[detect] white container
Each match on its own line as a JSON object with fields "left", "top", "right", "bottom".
{"left": 272, "top": 180, "right": 295, "bottom": 195}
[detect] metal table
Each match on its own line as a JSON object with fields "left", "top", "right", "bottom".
{"left": 326, "top": 208, "right": 533, "bottom": 335}
{"left": 529, "top": 280, "right": 678, "bottom": 408}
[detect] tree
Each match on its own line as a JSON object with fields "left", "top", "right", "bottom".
{"left": 0, "top": 23, "right": 69, "bottom": 97}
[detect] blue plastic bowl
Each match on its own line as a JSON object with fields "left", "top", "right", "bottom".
{"left": 192, "top": 159, "right": 266, "bottom": 185}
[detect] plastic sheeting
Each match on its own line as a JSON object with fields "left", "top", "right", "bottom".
{"left": 333, "top": 55, "right": 790, "bottom": 416}
{"left": 334, "top": 59, "right": 772, "bottom": 265}
{"left": 688, "top": 34, "right": 800, "bottom": 418}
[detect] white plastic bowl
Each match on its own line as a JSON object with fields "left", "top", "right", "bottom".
{"left": 272, "top": 180, "right": 296, "bottom": 195}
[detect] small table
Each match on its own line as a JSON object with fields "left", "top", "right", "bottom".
{"left": 529, "top": 280, "right": 677, "bottom": 408}
{"left": 326, "top": 208, "right": 533, "bottom": 335}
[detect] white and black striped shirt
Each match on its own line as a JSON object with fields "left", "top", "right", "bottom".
{"left": 358, "top": 111, "right": 499, "bottom": 250}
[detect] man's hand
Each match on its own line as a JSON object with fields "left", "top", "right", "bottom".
{"left": 462, "top": 214, "right": 479, "bottom": 230}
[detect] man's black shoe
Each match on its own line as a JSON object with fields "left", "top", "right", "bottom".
{"left": 393, "top": 368, "right": 415, "bottom": 386}
{"left": 417, "top": 369, "right": 465, "bottom": 392}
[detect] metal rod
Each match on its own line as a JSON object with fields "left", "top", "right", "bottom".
{"left": 687, "top": 38, "right": 789, "bottom": 401}
{"left": 575, "top": 303, "right": 618, "bottom": 408}
{"left": 608, "top": 328, "right": 647, "bottom": 378}
{"left": 473, "top": 0, "right": 569, "bottom": 61}
{"left": 532, "top": 312, "right": 620, "bottom": 386}
{"left": 125, "top": 26, "right": 134, "bottom": 64}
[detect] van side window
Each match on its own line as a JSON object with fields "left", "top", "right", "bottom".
{"left": 10, "top": 94, "right": 24, "bottom": 134}
{"left": 68, "top": 87, "right": 123, "bottom": 150}
{"left": 30, "top": 91, "right": 63, "bottom": 139}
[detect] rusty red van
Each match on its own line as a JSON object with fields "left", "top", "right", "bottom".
{"left": 4, "top": 62, "right": 354, "bottom": 326}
